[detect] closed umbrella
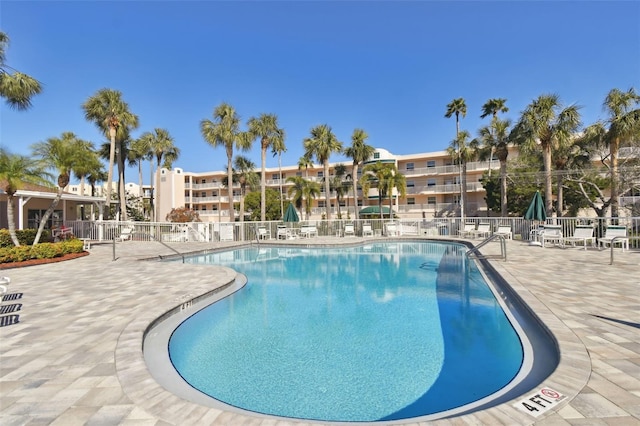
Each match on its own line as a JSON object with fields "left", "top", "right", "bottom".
{"left": 525, "top": 191, "right": 546, "bottom": 245}
{"left": 283, "top": 203, "right": 299, "bottom": 223}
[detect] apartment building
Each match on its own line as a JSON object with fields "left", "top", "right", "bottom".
{"left": 156, "top": 147, "right": 509, "bottom": 222}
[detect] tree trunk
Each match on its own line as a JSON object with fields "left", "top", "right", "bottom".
{"left": 261, "top": 141, "right": 267, "bottom": 222}
{"left": 117, "top": 147, "right": 127, "bottom": 221}
{"left": 105, "top": 126, "right": 116, "bottom": 219}
{"left": 33, "top": 188, "right": 63, "bottom": 245}
{"left": 500, "top": 160, "right": 508, "bottom": 217}
{"left": 610, "top": 137, "right": 620, "bottom": 219}
{"left": 461, "top": 161, "right": 468, "bottom": 218}
{"left": 227, "top": 148, "right": 234, "bottom": 222}
{"left": 543, "top": 143, "right": 553, "bottom": 217}
{"left": 556, "top": 175, "right": 564, "bottom": 217}
{"left": 155, "top": 160, "right": 162, "bottom": 222}
{"left": 352, "top": 163, "right": 359, "bottom": 220}
{"left": 7, "top": 194, "right": 20, "bottom": 246}
{"left": 324, "top": 160, "right": 331, "bottom": 220}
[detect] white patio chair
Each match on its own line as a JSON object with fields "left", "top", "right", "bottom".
{"left": 362, "top": 223, "right": 374, "bottom": 237}
{"left": 458, "top": 223, "right": 476, "bottom": 238}
{"left": 562, "top": 225, "right": 595, "bottom": 250}
{"left": 494, "top": 225, "right": 512, "bottom": 240}
{"left": 257, "top": 226, "right": 271, "bottom": 240}
{"left": 470, "top": 223, "right": 491, "bottom": 239}
{"left": 343, "top": 223, "right": 355, "bottom": 237}
{"left": 598, "top": 225, "right": 629, "bottom": 251}
{"left": 541, "top": 225, "right": 563, "bottom": 248}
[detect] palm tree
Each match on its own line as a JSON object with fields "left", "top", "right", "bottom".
{"left": 360, "top": 161, "right": 405, "bottom": 219}
{"left": 446, "top": 130, "right": 479, "bottom": 218}
{"left": 247, "top": 113, "right": 285, "bottom": 221}
{"left": 82, "top": 89, "right": 139, "bottom": 219}
{"left": 0, "top": 32, "right": 42, "bottom": 110}
{"left": 303, "top": 124, "right": 343, "bottom": 220}
{"left": 71, "top": 139, "right": 100, "bottom": 197}
{"left": 30, "top": 132, "right": 84, "bottom": 244}
{"left": 232, "top": 155, "right": 259, "bottom": 222}
{"left": 515, "top": 94, "right": 581, "bottom": 216}
{"left": 601, "top": 88, "right": 640, "bottom": 218}
{"left": 445, "top": 98, "right": 467, "bottom": 137}
{"left": 201, "top": 103, "right": 252, "bottom": 221}
{"left": 271, "top": 135, "right": 287, "bottom": 218}
{"left": 138, "top": 128, "right": 180, "bottom": 222}
{"left": 478, "top": 118, "right": 512, "bottom": 216}
{"left": 298, "top": 155, "right": 314, "bottom": 179}
{"left": 344, "top": 128, "right": 374, "bottom": 220}
{"left": 128, "top": 137, "right": 150, "bottom": 198}
{"left": 480, "top": 98, "right": 509, "bottom": 177}
{"left": 329, "top": 164, "right": 349, "bottom": 219}
{"left": 0, "top": 149, "right": 50, "bottom": 246}
{"left": 286, "top": 176, "right": 320, "bottom": 220}
{"left": 445, "top": 98, "right": 468, "bottom": 218}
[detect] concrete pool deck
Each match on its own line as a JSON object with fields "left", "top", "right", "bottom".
{"left": 0, "top": 237, "right": 638, "bottom": 425}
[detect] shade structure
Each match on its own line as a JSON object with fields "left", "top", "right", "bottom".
{"left": 283, "top": 203, "right": 299, "bottom": 222}
{"left": 524, "top": 191, "right": 546, "bottom": 221}
{"left": 359, "top": 205, "right": 392, "bottom": 216}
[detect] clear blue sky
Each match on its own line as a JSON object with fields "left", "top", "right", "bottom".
{"left": 2, "top": 1, "right": 639, "bottom": 184}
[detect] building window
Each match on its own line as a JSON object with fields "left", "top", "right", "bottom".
{"left": 28, "top": 209, "right": 62, "bottom": 229}
{"left": 272, "top": 173, "right": 279, "bottom": 180}
{"left": 201, "top": 192, "right": 206, "bottom": 197}
{"left": 201, "top": 179, "right": 206, "bottom": 184}
{"left": 318, "top": 200, "right": 325, "bottom": 208}
{"left": 427, "top": 178, "right": 436, "bottom": 187}
{"left": 407, "top": 180, "right": 415, "bottom": 188}
{"left": 407, "top": 198, "right": 415, "bottom": 205}
{"left": 373, "top": 152, "right": 380, "bottom": 159}
{"left": 296, "top": 171, "right": 302, "bottom": 177}
{"left": 406, "top": 162, "right": 414, "bottom": 170}
{"left": 317, "top": 171, "right": 324, "bottom": 178}
{"left": 427, "top": 160, "right": 436, "bottom": 168}
{"left": 427, "top": 196, "right": 436, "bottom": 205}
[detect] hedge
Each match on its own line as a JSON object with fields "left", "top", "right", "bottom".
{"left": 0, "top": 229, "right": 52, "bottom": 247}
{"left": 0, "top": 239, "right": 84, "bottom": 264}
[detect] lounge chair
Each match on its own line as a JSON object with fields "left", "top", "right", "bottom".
{"left": 385, "top": 221, "right": 399, "bottom": 237}
{"left": 598, "top": 225, "right": 629, "bottom": 251}
{"left": 116, "top": 226, "right": 134, "bottom": 242}
{"left": 458, "top": 223, "right": 476, "bottom": 238}
{"left": 343, "top": 223, "right": 355, "bottom": 237}
{"left": 494, "top": 225, "right": 512, "bottom": 240}
{"left": 541, "top": 225, "right": 563, "bottom": 248}
{"left": 300, "top": 224, "right": 318, "bottom": 238}
{"left": 562, "top": 225, "right": 595, "bottom": 250}
{"left": 257, "top": 226, "right": 271, "bottom": 240}
{"left": 470, "top": 223, "right": 491, "bottom": 239}
{"left": 277, "top": 225, "right": 288, "bottom": 240}
{"left": 362, "top": 223, "right": 374, "bottom": 237}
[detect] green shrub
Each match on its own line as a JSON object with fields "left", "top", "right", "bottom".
{"left": 0, "top": 229, "right": 52, "bottom": 247}
{"left": 0, "top": 238, "right": 85, "bottom": 264}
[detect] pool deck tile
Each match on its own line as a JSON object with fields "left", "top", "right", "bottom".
{"left": 0, "top": 237, "right": 639, "bottom": 425}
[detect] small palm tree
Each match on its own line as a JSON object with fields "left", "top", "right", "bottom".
{"left": 138, "top": 128, "right": 179, "bottom": 222}
{"left": 247, "top": 113, "right": 285, "bottom": 221}
{"left": 286, "top": 176, "right": 320, "bottom": 220}
{"left": 30, "top": 132, "right": 84, "bottom": 244}
{"left": 201, "top": 103, "right": 252, "bottom": 221}
{"left": 446, "top": 130, "right": 479, "bottom": 217}
{"left": 329, "top": 164, "right": 349, "bottom": 219}
{"left": 344, "top": 128, "right": 374, "bottom": 220}
{"left": 360, "top": 162, "right": 406, "bottom": 219}
{"left": 0, "top": 32, "right": 42, "bottom": 110}
{"left": 83, "top": 89, "right": 139, "bottom": 219}
{"left": 271, "top": 135, "right": 287, "bottom": 217}
{"left": 72, "top": 139, "right": 100, "bottom": 198}
{"left": 0, "top": 148, "right": 50, "bottom": 246}
{"left": 232, "top": 156, "right": 259, "bottom": 222}
{"left": 303, "top": 124, "right": 343, "bottom": 220}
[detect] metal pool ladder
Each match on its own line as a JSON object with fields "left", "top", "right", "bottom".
{"left": 466, "top": 234, "right": 507, "bottom": 261}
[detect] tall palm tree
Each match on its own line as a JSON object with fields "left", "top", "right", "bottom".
{"left": 286, "top": 176, "right": 320, "bottom": 220}
{"left": 480, "top": 98, "right": 509, "bottom": 177}
{"left": 478, "top": 118, "right": 512, "bottom": 216}
{"left": 128, "top": 137, "right": 150, "bottom": 198}
{"left": 271, "top": 135, "right": 287, "bottom": 217}
{"left": 247, "top": 113, "right": 285, "bottom": 221}
{"left": 30, "top": 132, "right": 83, "bottom": 244}
{"left": 445, "top": 98, "right": 467, "bottom": 138}
{"left": 303, "top": 124, "right": 343, "bottom": 220}
{"left": 344, "top": 128, "right": 374, "bottom": 220}
{"left": 298, "top": 155, "right": 314, "bottom": 179}
{"left": 138, "top": 128, "right": 180, "bottom": 222}
{"left": 0, "top": 148, "right": 50, "bottom": 246}
{"left": 515, "top": 94, "right": 581, "bottom": 216}
{"left": 445, "top": 98, "right": 468, "bottom": 218}
{"left": 0, "top": 32, "right": 42, "bottom": 110}
{"left": 601, "top": 88, "right": 640, "bottom": 218}
{"left": 446, "top": 130, "right": 479, "bottom": 218}
{"left": 201, "top": 103, "right": 251, "bottom": 221}
{"left": 71, "top": 139, "right": 99, "bottom": 197}
{"left": 83, "top": 89, "right": 139, "bottom": 219}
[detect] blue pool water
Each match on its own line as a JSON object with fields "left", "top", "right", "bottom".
{"left": 168, "top": 242, "right": 524, "bottom": 422}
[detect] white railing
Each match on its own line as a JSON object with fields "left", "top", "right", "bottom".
{"left": 61, "top": 216, "right": 640, "bottom": 249}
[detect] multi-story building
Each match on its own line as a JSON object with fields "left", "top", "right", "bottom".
{"left": 156, "top": 148, "right": 511, "bottom": 222}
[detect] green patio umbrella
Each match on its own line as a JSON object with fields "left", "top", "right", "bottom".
{"left": 524, "top": 191, "right": 546, "bottom": 221}
{"left": 283, "top": 203, "right": 299, "bottom": 222}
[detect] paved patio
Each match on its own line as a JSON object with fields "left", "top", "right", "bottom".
{"left": 0, "top": 237, "right": 638, "bottom": 425}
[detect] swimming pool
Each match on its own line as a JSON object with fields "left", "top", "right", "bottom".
{"left": 145, "top": 241, "right": 558, "bottom": 423}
